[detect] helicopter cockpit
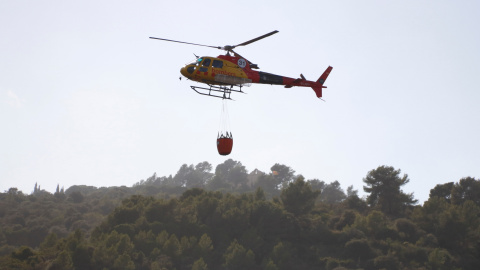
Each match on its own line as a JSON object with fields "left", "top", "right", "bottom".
{"left": 182, "top": 57, "right": 226, "bottom": 76}
{"left": 183, "top": 58, "right": 203, "bottom": 75}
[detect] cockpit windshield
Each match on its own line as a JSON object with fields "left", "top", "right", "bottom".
{"left": 186, "top": 57, "right": 211, "bottom": 66}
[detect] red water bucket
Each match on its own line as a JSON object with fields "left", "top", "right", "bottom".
{"left": 217, "top": 137, "right": 233, "bottom": 156}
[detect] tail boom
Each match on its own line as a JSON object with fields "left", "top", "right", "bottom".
{"left": 251, "top": 66, "right": 333, "bottom": 98}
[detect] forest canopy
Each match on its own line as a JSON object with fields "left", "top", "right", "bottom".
{"left": 1, "top": 160, "right": 478, "bottom": 269}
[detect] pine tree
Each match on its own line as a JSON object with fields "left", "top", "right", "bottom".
{"left": 363, "top": 166, "right": 417, "bottom": 215}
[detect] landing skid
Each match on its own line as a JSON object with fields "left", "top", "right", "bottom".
{"left": 190, "top": 84, "right": 245, "bottom": 100}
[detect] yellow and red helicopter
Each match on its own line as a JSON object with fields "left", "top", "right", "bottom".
{"left": 150, "top": 30, "right": 333, "bottom": 100}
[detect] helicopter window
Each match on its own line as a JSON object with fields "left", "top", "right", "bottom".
{"left": 202, "top": 58, "right": 211, "bottom": 67}
{"left": 199, "top": 67, "right": 208, "bottom": 72}
{"left": 212, "top": 60, "right": 223, "bottom": 68}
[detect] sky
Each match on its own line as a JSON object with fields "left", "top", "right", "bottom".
{"left": 1, "top": 0, "right": 479, "bottom": 203}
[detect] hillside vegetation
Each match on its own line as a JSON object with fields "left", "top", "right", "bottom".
{"left": 1, "top": 159, "right": 479, "bottom": 269}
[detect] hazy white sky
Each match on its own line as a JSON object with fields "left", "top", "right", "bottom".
{"left": 1, "top": 0, "right": 479, "bottom": 203}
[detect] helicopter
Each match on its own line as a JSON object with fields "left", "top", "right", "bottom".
{"left": 149, "top": 30, "right": 332, "bottom": 100}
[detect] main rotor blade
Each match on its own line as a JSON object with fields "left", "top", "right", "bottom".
{"left": 234, "top": 30, "right": 279, "bottom": 47}
{"left": 149, "top": 37, "right": 221, "bottom": 49}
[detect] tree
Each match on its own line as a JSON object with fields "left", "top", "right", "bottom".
{"left": 52, "top": 250, "right": 74, "bottom": 270}
{"left": 54, "top": 184, "right": 66, "bottom": 200}
{"left": 395, "top": 218, "right": 421, "bottom": 243}
{"left": 346, "top": 185, "right": 358, "bottom": 197}
{"left": 196, "top": 233, "right": 213, "bottom": 263}
{"left": 228, "top": 163, "right": 249, "bottom": 191}
{"left": 319, "top": 180, "right": 346, "bottom": 204}
{"left": 451, "top": 177, "right": 480, "bottom": 205}
{"left": 264, "top": 259, "right": 279, "bottom": 270}
{"left": 429, "top": 182, "right": 454, "bottom": 202}
{"left": 6, "top": 188, "right": 25, "bottom": 202}
{"left": 192, "top": 258, "right": 208, "bottom": 270}
{"left": 195, "top": 161, "right": 213, "bottom": 181}
{"left": 71, "top": 243, "right": 92, "bottom": 269}
{"left": 374, "top": 254, "right": 400, "bottom": 270}
{"left": 253, "top": 174, "right": 278, "bottom": 197}
{"left": 69, "top": 191, "right": 84, "bottom": 203}
{"left": 163, "top": 234, "right": 182, "bottom": 258}
{"left": 113, "top": 253, "right": 135, "bottom": 270}
{"left": 344, "top": 238, "right": 374, "bottom": 261}
{"left": 271, "top": 164, "right": 295, "bottom": 189}
{"left": 271, "top": 242, "right": 294, "bottom": 270}
{"left": 223, "top": 239, "right": 255, "bottom": 270}
{"left": 40, "top": 233, "right": 58, "bottom": 254}
{"left": 171, "top": 162, "right": 214, "bottom": 189}
{"left": 363, "top": 166, "right": 417, "bottom": 215}
{"left": 427, "top": 248, "right": 454, "bottom": 270}
{"left": 207, "top": 159, "right": 248, "bottom": 191}
{"left": 11, "top": 246, "right": 34, "bottom": 261}
{"left": 308, "top": 179, "right": 325, "bottom": 191}
{"left": 334, "top": 210, "right": 357, "bottom": 230}
{"left": 173, "top": 164, "right": 195, "bottom": 187}
{"left": 280, "top": 176, "right": 320, "bottom": 216}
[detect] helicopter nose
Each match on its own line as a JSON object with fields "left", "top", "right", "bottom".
{"left": 180, "top": 65, "right": 195, "bottom": 77}
{"left": 180, "top": 67, "right": 187, "bottom": 77}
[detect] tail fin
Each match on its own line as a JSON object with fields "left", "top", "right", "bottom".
{"left": 317, "top": 66, "right": 333, "bottom": 85}
{"left": 312, "top": 66, "right": 333, "bottom": 98}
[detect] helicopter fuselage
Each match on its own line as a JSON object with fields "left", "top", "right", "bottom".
{"left": 180, "top": 54, "right": 331, "bottom": 98}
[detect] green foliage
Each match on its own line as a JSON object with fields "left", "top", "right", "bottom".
{"left": 223, "top": 239, "right": 255, "bottom": 270}
{"left": 11, "top": 246, "right": 34, "bottom": 261}
{"left": 207, "top": 159, "right": 248, "bottom": 192}
{"left": 280, "top": 176, "right": 320, "bottom": 216}
{"left": 113, "top": 253, "right": 135, "bottom": 270}
{"left": 333, "top": 210, "right": 356, "bottom": 230}
{"left": 69, "top": 191, "right": 84, "bottom": 203}
{"left": 39, "top": 233, "right": 58, "bottom": 255}
{"left": 429, "top": 182, "right": 454, "bottom": 202}
{"left": 363, "top": 165, "right": 417, "bottom": 215}
{"left": 196, "top": 233, "right": 213, "bottom": 259}
{"left": 0, "top": 162, "right": 479, "bottom": 269}
{"left": 252, "top": 174, "right": 278, "bottom": 197}
{"left": 271, "top": 163, "right": 296, "bottom": 189}
{"left": 451, "top": 177, "right": 480, "bottom": 205}
{"left": 163, "top": 234, "right": 181, "bottom": 258}
{"left": 427, "top": 248, "right": 454, "bottom": 270}
{"left": 263, "top": 258, "right": 278, "bottom": 270}
{"left": 173, "top": 162, "right": 214, "bottom": 189}
{"left": 51, "top": 250, "right": 74, "bottom": 270}
{"left": 374, "top": 254, "right": 400, "bottom": 270}
{"left": 271, "top": 241, "right": 294, "bottom": 270}
{"left": 192, "top": 257, "right": 208, "bottom": 270}
{"left": 344, "top": 238, "right": 374, "bottom": 260}
{"left": 319, "top": 180, "right": 346, "bottom": 204}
